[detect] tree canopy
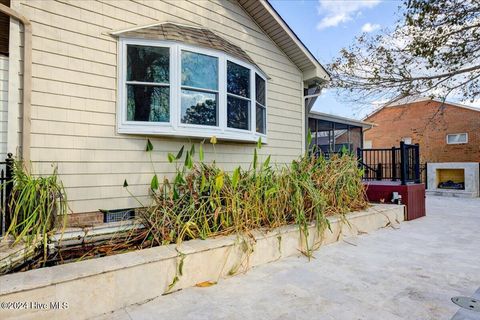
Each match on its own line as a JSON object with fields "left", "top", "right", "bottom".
{"left": 329, "top": 0, "right": 480, "bottom": 104}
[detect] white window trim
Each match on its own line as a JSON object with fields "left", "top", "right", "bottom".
{"left": 117, "top": 38, "right": 268, "bottom": 143}
{"left": 446, "top": 133, "right": 468, "bottom": 144}
{"left": 255, "top": 74, "right": 267, "bottom": 135}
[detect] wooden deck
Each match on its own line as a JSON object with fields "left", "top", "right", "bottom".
{"left": 364, "top": 181, "right": 426, "bottom": 221}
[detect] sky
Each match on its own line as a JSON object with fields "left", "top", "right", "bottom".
{"left": 269, "top": 0, "right": 403, "bottom": 119}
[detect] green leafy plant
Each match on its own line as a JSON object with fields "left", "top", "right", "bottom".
{"left": 5, "top": 161, "right": 68, "bottom": 261}
{"left": 124, "top": 137, "right": 367, "bottom": 258}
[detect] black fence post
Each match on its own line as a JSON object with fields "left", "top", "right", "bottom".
{"left": 414, "top": 144, "right": 420, "bottom": 183}
{"left": 376, "top": 163, "right": 383, "bottom": 180}
{"left": 356, "top": 147, "right": 362, "bottom": 162}
{"left": 400, "top": 141, "right": 407, "bottom": 185}
{"left": 391, "top": 146, "right": 397, "bottom": 181}
{"left": 4, "top": 153, "right": 14, "bottom": 232}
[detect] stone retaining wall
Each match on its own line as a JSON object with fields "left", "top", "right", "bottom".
{"left": 0, "top": 204, "right": 404, "bottom": 320}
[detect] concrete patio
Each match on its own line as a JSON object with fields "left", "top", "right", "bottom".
{"left": 95, "top": 196, "right": 480, "bottom": 320}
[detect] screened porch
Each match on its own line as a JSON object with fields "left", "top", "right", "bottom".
{"left": 308, "top": 111, "right": 373, "bottom": 156}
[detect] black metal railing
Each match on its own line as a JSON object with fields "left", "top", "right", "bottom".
{"left": 357, "top": 142, "right": 421, "bottom": 185}
{"left": 314, "top": 150, "right": 343, "bottom": 160}
{"left": 0, "top": 153, "right": 14, "bottom": 235}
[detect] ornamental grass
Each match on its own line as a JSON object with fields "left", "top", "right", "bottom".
{"left": 125, "top": 136, "right": 368, "bottom": 254}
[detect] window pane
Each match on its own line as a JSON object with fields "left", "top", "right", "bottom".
{"left": 447, "top": 134, "right": 467, "bottom": 144}
{"left": 255, "top": 74, "right": 266, "bottom": 106}
{"left": 227, "top": 96, "right": 250, "bottom": 130}
{"left": 127, "top": 85, "right": 169, "bottom": 122}
{"left": 181, "top": 51, "right": 218, "bottom": 90}
{"left": 181, "top": 89, "right": 217, "bottom": 126}
{"left": 127, "top": 45, "right": 169, "bottom": 83}
{"left": 256, "top": 103, "right": 266, "bottom": 134}
{"left": 227, "top": 61, "right": 250, "bottom": 97}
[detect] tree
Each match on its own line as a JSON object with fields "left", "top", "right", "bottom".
{"left": 128, "top": 46, "right": 169, "bottom": 121}
{"left": 329, "top": 0, "right": 480, "bottom": 104}
{"left": 181, "top": 99, "right": 217, "bottom": 126}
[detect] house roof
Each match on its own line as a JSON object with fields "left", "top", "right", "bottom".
{"left": 309, "top": 111, "right": 375, "bottom": 129}
{"left": 110, "top": 0, "right": 329, "bottom": 86}
{"left": 238, "top": 0, "right": 330, "bottom": 85}
{"left": 112, "top": 22, "right": 259, "bottom": 66}
{"left": 364, "top": 96, "right": 480, "bottom": 120}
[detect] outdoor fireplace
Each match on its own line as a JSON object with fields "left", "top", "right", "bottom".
{"left": 427, "top": 163, "right": 479, "bottom": 197}
{"left": 437, "top": 169, "right": 465, "bottom": 190}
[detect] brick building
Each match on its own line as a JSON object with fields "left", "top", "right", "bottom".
{"left": 364, "top": 98, "right": 480, "bottom": 163}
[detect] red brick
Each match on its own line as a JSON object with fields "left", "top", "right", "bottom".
{"left": 364, "top": 100, "right": 480, "bottom": 163}
{"left": 65, "top": 211, "right": 103, "bottom": 227}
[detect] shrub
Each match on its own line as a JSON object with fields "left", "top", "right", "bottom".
{"left": 5, "top": 162, "right": 68, "bottom": 261}
{"left": 125, "top": 138, "right": 367, "bottom": 255}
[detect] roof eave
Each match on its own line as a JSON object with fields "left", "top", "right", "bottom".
{"left": 303, "top": 68, "right": 329, "bottom": 88}
{"left": 309, "top": 111, "right": 375, "bottom": 129}
{"left": 262, "top": 0, "right": 330, "bottom": 81}
{"left": 239, "top": 0, "right": 330, "bottom": 82}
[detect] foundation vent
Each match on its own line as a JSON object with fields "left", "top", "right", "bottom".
{"left": 101, "top": 208, "right": 135, "bottom": 223}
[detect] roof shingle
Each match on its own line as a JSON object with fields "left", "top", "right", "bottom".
{"left": 114, "top": 23, "right": 259, "bottom": 68}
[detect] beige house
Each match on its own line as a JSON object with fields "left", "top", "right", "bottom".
{"left": 0, "top": 0, "right": 329, "bottom": 223}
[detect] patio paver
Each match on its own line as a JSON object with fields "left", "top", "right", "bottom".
{"left": 94, "top": 196, "right": 480, "bottom": 320}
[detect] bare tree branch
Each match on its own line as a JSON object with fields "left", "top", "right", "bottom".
{"left": 329, "top": 0, "right": 480, "bottom": 105}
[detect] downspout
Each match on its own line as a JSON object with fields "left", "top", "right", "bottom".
{"left": 304, "top": 87, "right": 323, "bottom": 150}
{"left": 0, "top": 4, "right": 32, "bottom": 164}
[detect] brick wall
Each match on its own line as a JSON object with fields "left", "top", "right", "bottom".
{"left": 66, "top": 211, "right": 103, "bottom": 227}
{"left": 364, "top": 100, "right": 480, "bottom": 163}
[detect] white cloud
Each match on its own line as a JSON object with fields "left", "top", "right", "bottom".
{"left": 361, "top": 22, "right": 380, "bottom": 33}
{"left": 316, "top": 0, "right": 381, "bottom": 30}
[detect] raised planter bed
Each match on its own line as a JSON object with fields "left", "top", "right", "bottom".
{"left": 0, "top": 204, "right": 404, "bottom": 320}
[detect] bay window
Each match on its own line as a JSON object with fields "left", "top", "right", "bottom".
{"left": 227, "top": 61, "right": 251, "bottom": 130}
{"left": 181, "top": 51, "right": 218, "bottom": 126}
{"left": 118, "top": 39, "right": 267, "bottom": 142}
{"left": 255, "top": 74, "right": 266, "bottom": 134}
{"left": 126, "top": 45, "right": 170, "bottom": 122}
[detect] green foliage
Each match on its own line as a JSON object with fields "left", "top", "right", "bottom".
{"left": 146, "top": 139, "right": 154, "bottom": 152}
{"left": 232, "top": 167, "right": 240, "bottom": 189}
{"left": 257, "top": 137, "right": 262, "bottom": 149}
{"left": 129, "top": 139, "right": 367, "bottom": 256}
{"left": 176, "top": 146, "right": 184, "bottom": 160}
{"left": 199, "top": 142, "right": 205, "bottom": 162}
{"left": 150, "top": 175, "right": 159, "bottom": 191}
{"left": 5, "top": 162, "right": 68, "bottom": 261}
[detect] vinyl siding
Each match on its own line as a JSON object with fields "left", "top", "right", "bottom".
{"left": 12, "top": 0, "right": 305, "bottom": 213}
{"left": 0, "top": 55, "right": 7, "bottom": 159}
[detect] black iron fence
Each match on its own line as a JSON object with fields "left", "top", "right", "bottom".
{"left": 0, "top": 153, "right": 14, "bottom": 235}
{"left": 357, "top": 142, "right": 421, "bottom": 185}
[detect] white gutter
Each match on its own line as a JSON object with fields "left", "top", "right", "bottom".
{"left": 0, "top": 4, "right": 32, "bottom": 164}
{"left": 304, "top": 93, "right": 323, "bottom": 100}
